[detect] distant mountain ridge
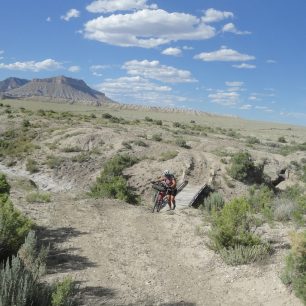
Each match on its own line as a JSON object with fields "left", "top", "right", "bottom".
{"left": 0, "top": 77, "right": 29, "bottom": 92}
{"left": 0, "top": 75, "right": 116, "bottom": 105}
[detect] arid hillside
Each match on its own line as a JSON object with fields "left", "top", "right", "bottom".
{"left": 0, "top": 99, "right": 305, "bottom": 305}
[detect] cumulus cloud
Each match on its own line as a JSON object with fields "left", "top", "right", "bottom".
{"left": 194, "top": 47, "right": 255, "bottom": 62}
{"left": 68, "top": 65, "right": 80, "bottom": 72}
{"left": 162, "top": 47, "right": 182, "bottom": 56}
{"left": 0, "top": 59, "right": 63, "bottom": 72}
{"left": 240, "top": 104, "right": 252, "bottom": 110}
{"left": 61, "top": 9, "right": 80, "bottom": 21}
{"left": 86, "top": 0, "right": 157, "bottom": 13}
{"left": 266, "top": 59, "right": 277, "bottom": 64}
{"left": 226, "top": 81, "right": 244, "bottom": 87}
{"left": 97, "top": 76, "right": 171, "bottom": 93}
{"left": 222, "top": 23, "right": 251, "bottom": 35}
{"left": 182, "top": 46, "right": 194, "bottom": 50}
{"left": 46, "top": 17, "right": 51, "bottom": 22}
{"left": 95, "top": 75, "right": 190, "bottom": 106}
{"left": 122, "top": 59, "right": 196, "bottom": 83}
{"left": 83, "top": 9, "right": 216, "bottom": 48}
{"left": 208, "top": 91, "right": 240, "bottom": 106}
{"left": 232, "top": 63, "right": 256, "bottom": 69}
{"left": 202, "top": 8, "right": 233, "bottom": 23}
{"left": 255, "top": 106, "right": 273, "bottom": 112}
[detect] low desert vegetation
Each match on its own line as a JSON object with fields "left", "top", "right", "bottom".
{"left": 90, "top": 154, "right": 139, "bottom": 204}
{"left": 0, "top": 173, "right": 76, "bottom": 305}
{"left": 227, "top": 151, "right": 267, "bottom": 185}
{"left": 281, "top": 231, "right": 306, "bottom": 304}
{"left": 208, "top": 197, "right": 271, "bottom": 265}
{"left": 159, "top": 150, "right": 178, "bottom": 161}
{"left": 26, "top": 191, "right": 51, "bottom": 203}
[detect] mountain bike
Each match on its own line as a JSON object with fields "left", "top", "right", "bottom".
{"left": 151, "top": 181, "right": 169, "bottom": 213}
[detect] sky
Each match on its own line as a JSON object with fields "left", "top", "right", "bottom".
{"left": 0, "top": 0, "right": 306, "bottom": 126}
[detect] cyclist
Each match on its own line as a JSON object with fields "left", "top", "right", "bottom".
{"left": 157, "top": 170, "right": 177, "bottom": 210}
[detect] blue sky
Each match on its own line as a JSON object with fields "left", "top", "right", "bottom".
{"left": 1, "top": 0, "right": 306, "bottom": 126}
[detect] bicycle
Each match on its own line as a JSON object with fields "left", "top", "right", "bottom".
{"left": 151, "top": 181, "right": 169, "bottom": 213}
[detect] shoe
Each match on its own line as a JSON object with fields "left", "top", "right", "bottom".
{"left": 172, "top": 203, "right": 176, "bottom": 210}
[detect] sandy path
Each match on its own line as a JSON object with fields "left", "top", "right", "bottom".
{"left": 35, "top": 192, "right": 301, "bottom": 306}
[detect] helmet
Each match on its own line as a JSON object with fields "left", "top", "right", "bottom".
{"left": 163, "top": 169, "right": 170, "bottom": 176}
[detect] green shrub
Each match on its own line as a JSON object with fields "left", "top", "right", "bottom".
{"left": 247, "top": 185, "right": 274, "bottom": 214}
{"left": 26, "top": 192, "right": 51, "bottom": 203}
{"left": 228, "top": 151, "right": 264, "bottom": 184}
{"left": 122, "top": 141, "right": 132, "bottom": 149}
{"left": 246, "top": 136, "right": 260, "bottom": 145}
{"left": 90, "top": 154, "right": 139, "bottom": 204}
{"left": 152, "top": 134, "right": 162, "bottom": 142}
{"left": 0, "top": 199, "right": 33, "bottom": 260}
{"left": 272, "top": 197, "right": 299, "bottom": 222}
{"left": 202, "top": 192, "right": 225, "bottom": 213}
{"left": 208, "top": 197, "right": 267, "bottom": 263}
{"left": 0, "top": 173, "right": 10, "bottom": 195}
{"left": 0, "top": 231, "right": 74, "bottom": 306}
{"left": 175, "top": 138, "right": 188, "bottom": 148}
{"left": 278, "top": 136, "right": 287, "bottom": 143}
{"left": 102, "top": 113, "right": 112, "bottom": 119}
{"left": 144, "top": 116, "right": 153, "bottom": 122}
{"left": 219, "top": 244, "right": 271, "bottom": 266}
{"left": 51, "top": 277, "right": 75, "bottom": 306}
{"left": 281, "top": 231, "right": 306, "bottom": 304}
{"left": 0, "top": 128, "right": 36, "bottom": 158}
{"left": 154, "top": 119, "right": 162, "bottom": 126}
{"left": 62, "top": 146, "right": 82, "bottom": 153}
{"left": 133, "top": 140, "right": 148, "bottom": 147}
{"left": 71, "top": 152, "right": 91, "bottom": 163}
{"left": 159, "top": 151, "right": 178, "bottom": 161}
{"left": 46, "top": 155, "right": 65, "bottom": 169}
{"left": 22, "top": 119, "right": 31, "bottom": 128}
{"left": 26, "top": 158, "right": 39, "bottom": 173}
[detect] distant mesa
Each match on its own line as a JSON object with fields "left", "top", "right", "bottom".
{"left": 0, "top": 75, "right": 116, "bottom": 105}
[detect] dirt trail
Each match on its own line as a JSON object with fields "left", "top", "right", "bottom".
{"left": 32, "top": 192, "right": 300, "bottom": 306}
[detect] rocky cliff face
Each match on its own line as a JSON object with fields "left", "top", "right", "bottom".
{"left": 2, "top": 75, "right": 115, "bottom": 105}
{"left": 0, "top": 77, "right": 29, "bottom": 92}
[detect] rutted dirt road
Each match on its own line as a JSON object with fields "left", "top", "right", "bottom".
{"left": 14, "top": 189, "right": 299, "bottom": 306}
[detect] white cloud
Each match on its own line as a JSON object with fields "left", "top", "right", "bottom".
{"left": 122, "top": 59, "right": 196, "bottom": 83}
{"left": 222, "top": 23, "right": 251, "bottom": 35}
{"left": 255, "top": 106, "right": 273, "bottom": 112}
{"left": 248, "top": 96, "right": 257, "bottom": 100}
{"left": 96, "top": 75, "right": 190, "bottom": 106}
{"left": 90, "top": 64, "right": 111, "bottom": 71}
{"left": 83, "top": 9, "right": 216, "bottom": 48}
{"left": 162, "top": 47, "right": 182, "bottom": 56}
{"left": 225, "top": 81, "right": 244, "bottom": 87}
{"left": 97, "top": 76, "right": 171, "bottom": 93}
{"left": 0, "top": 50, "right": 4, "bottom": 55}
{"left": 0, "top": 59, "right": 63, "bottom": 72}
{"left": 240, "top": 104, "right": 252, "bottom": 110}
{"left": 194, "top": 47, "right": 255, "bottom": 62}
{"left": 86, "top": 0, "right": 157, "bottom": 13}
{"left": 232, "top": 63, "right": 256, "bottom": 69}
{"left": 208, "top": 91, "right": 240, "bottom": 106}
{"left": 182, "top": 46, "right": 194, "bottom": 50}
{"left": 266, "top": 59, "right": 276, "bottom": 64}
{"left": 46, "top": 17, "right": 51, "bottom": 22}
{"left": 61, "top": 9, "right": 80, "bottom": 21}
{"left": 202, "top": 8, "right": 233, "bottom": 23}
{"left": 68, "top": 65, "right": 80, "bottom": 72}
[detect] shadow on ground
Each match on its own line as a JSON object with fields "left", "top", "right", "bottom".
{"left": 36, "top": 226, "right": 97, "bottom": 273}
{"left": 76, "top": 284, "right": 116, "bottom": 306}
